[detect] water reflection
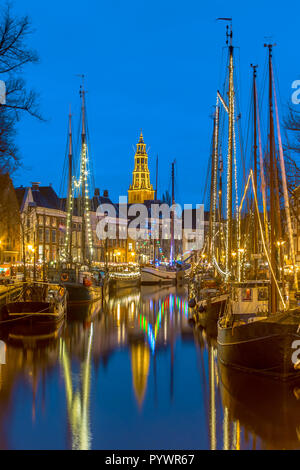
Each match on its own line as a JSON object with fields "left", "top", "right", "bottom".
{"left": 0, "top": 287, "right": 300, "bottom": 448}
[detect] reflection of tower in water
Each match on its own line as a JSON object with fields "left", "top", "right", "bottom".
{"left": 130, "top": 342, "right": 150, "bottom": 409}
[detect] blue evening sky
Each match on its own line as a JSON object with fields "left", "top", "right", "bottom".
{"left": 12, "top": 0, "right": 300, "bottom": 207}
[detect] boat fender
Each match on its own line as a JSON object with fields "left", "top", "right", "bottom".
{"left": 199, "top": 305, "right": 204, "bottom": 312}
{"left": 61, "top": 273, "right": 69, "bottom": 282}
{"left": 188, "top": 298, "right": 196, "bottom": 308}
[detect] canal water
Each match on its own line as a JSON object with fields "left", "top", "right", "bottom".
{"left": 0, "top": 285, "right": 300, "bottom": 450}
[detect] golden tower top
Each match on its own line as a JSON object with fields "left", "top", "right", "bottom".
{"left": 128, "top": 131, "right": 155, "bottom": 203}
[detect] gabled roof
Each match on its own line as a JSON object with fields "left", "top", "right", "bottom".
{"left": 31, "top": 186, "right": 61, "bottom": 210}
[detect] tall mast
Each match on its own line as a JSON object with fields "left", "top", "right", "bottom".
{"left": 154, "top": 155, "right": 158, "bottom": 263}
{"left": 78, "top": 77, "right": 93, "bottom": 266}
{"left": 155, "top": 155, "right": 158, "bottom": 200}
{"left": 64, "top": 108, "right": 74, "bottom": 263}
{"left": 225, "top": 23, "right": 234, "bottom": 280}
{"left": 80, "top": 81, "right": 87, "bottom": 264}
{"left": 251, "top": 64, "right": 258, "bottom": 278}
{"left": 266, "top": 44, "right": 277, "bottom": 313}
{"left": 67, "top": 108, "right": 73, "bottom": 261}
{"left": 170, "top": 161, "right": 175, "bottom": 265}
{"left": 208, "top": 100, "right": 220, "bottom": 264}
{"left": 218, "top": 152, "right": 223, "bottom": 264}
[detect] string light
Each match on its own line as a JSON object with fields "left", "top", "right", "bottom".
{"left": 225, "top": 48, "right": 234, "bottom": 280}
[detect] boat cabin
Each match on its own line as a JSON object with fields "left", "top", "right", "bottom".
{"left": 231, "top": 280, "right": 269, "bottom": 315}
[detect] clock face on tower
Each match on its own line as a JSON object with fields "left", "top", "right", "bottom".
{"left": 128, "top": 131, "right": 155, "bottom": 204}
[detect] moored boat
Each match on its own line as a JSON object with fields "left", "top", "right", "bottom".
{"left": 217, "top": 39, "right": 300, "bottom": 381}
{"left": 48, "top": 266, "right": 103, "bottom": 304}
{"left": 0, "top": 281, "right": 67, "bottom": 333}
{"left": 141, "top": 265, "right": 176, "bottom": 285}
{"left": 107, "top": 266, "right": 141, "bottom": 292}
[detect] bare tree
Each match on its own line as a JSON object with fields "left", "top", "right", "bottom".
{"left": 0, "top": 3, "right": 42, "bottom": 174}
{"left": 284, "top": 105, "right": 300, "bottom": 190}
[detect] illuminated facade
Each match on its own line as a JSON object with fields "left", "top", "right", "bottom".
{"left": 128, "top": 132, "right": 155, "bottom": 204}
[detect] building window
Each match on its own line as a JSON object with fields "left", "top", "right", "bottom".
{"left": 46, "top": 216, "right": 50, "bottom": 226}
{"left": 45, "top": 228, "right": 50, "bottom": 243}
{"left": 38, "top": 228, "right": 43, "bottom": 243}
{"left": 38, "top": 245, "right": 43, "bottom": 262}
{"left": 52, "top": 229, "right": 56, "bottom": 243}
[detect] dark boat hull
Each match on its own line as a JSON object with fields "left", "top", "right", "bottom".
{"left": 64, "top": 283, "right": 102, "bottom": 304}
{"left": 217, "top": 313, "right": 300, "bottom": 379}
{"left": 194, "top": 295, "right": 227, "bottom": 337}
{"left": 107, "top": 278, "right": 140, "bottom": 292}
{"left": 0, "top": 301, "right": 65, "bottom": 335}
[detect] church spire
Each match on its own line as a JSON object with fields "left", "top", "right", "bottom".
{"left": 138, "top": 130, "right": 144, "bottom": 144}
{"left": 128, "top": 131, "right": 155, "bottom": 204}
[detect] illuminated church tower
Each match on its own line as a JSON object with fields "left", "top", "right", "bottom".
{"left": 128, "top": 131, "right": 155, "bottom": 203}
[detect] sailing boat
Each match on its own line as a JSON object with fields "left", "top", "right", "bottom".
{"left": 141, "top": 161, "right": 184, "bottom": 285}
{"left": 48, "top": 82, "right": 102, "bottom": 304}
{"left": 188, "top": 24, "right": 235, "bottom": 323}
{"left": 217, "top": 43, "right": 300, "bottom": 380}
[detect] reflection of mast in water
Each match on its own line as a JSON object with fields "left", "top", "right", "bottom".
{"left": 223, "top": 406, "right": 230, "bottom": 450}
{"left": 209, "top": 344, "right": 216, "bottom": 450}
{"left": 222, "top": 405, "right": 240, "bottom": 450}
{"left": 130, "top": 341, "right": 150, "bottom": 409}
{"left": 60, "top": 325, "right": 93, "bottom": 450}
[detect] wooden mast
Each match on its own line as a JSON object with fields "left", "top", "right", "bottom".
{"left": 170, "top": 161, "right": 175, "bottom": 265}
{"left": 225, "top": 24, "right": 234, "bottom": 280}
{"left": 67, "top": 108, "right": 73, "bottom": 262}
{"left": 266, "top": 44, "right": 277, "bottom": 314}
{"left": 154, "top": 155, "right": 158, "bottom": 263}
{"left": 218, "top": 152, "right": 223, "bottom": 265}
{"left": 208, "top": 115, "right": 216, "bottom": 263}
{"left": 80, "top": 80, "right": 87, "bottom": 265}
{"left": 208, "top": 102, "right": 220, "bottom": 264}
{"left": 251, "top": 64, "right": 258, "bottom": 278}
{"left": 155, "top": 155, "right": 158, "bottom": 200}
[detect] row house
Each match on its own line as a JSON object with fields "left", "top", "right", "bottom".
{"left": 16, "top": 183, "right": 136, "bottom": 265}
{"left": 0, "top": 174, "right": 21, "bottom": 264}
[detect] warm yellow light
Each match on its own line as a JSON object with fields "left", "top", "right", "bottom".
{"left": 238, "top": 248, "right": 244, "bottom": 253}
{"left": 231, "top": 251, "right": 237, "bottom": 257}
